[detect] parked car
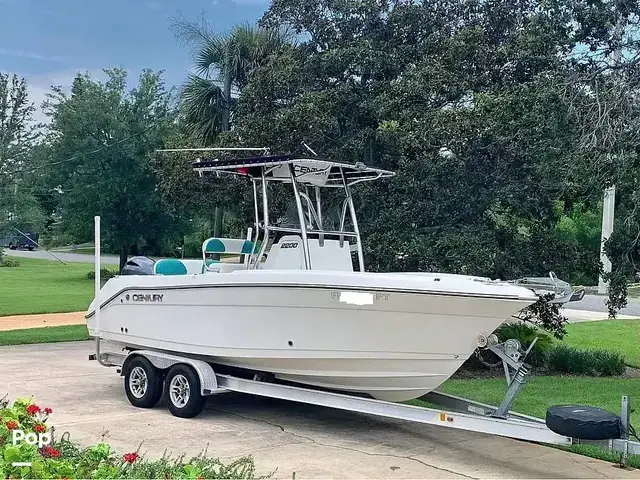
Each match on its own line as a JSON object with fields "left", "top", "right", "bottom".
{"left": 0, "top": 231, "right": 38, "bottom": 250}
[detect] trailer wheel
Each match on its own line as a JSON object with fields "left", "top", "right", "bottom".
{"left": 123, "top": 356, "right": 163, "bottom": 408}
{"left": 8, "top": 242, "right": 15, "bottom": 250}
{"left": 165, "top": 364, "right": 205, "bottom": 418}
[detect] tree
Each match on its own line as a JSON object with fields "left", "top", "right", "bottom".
{"left": 0, "top": 73, "right": 45, "bottom": 245}
{"left": 41, "top": 68, "right": 178, "bottom": 270}
{"left": 552, "top": 0, "right": 640, "bottom": 316}
{"left": 168, "top": 16, "right": 290, "bottom": 237}
{"left": 215, "top": 0, "right": 640, "bottom": 336}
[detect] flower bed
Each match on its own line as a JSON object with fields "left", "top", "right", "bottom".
{"left": 1, "top": 395, "right": 260, "bottom": 479}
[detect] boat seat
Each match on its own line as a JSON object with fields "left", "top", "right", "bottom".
{"left": 154, "top": 258, "right": 189, "bottom": 275}
{"left": 202, "top": 237, "right": 258, "bottom": 271}
{"left": 154, "top": 258, "right": 204, "bottom": 275}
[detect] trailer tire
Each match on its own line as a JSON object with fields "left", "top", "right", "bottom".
{"left": 123, "top": 356, "right": 163, "bottom": 409}
{"left": 165, "top": 364, "right": 205, "bottom": 418}
{"left": 546, "top": 405, "right": 623, "bottom": 440}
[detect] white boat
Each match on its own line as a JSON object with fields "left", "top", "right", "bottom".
{"left": 86, "top": 150, "right": 578, "bottom": 402}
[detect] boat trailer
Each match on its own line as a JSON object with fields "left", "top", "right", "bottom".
{"left": 90, "top": 338, "right": 639, "bottom": 467}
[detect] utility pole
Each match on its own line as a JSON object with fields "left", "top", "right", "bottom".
{"left": 597, "top": 16, "right": 624, "bottom": 295}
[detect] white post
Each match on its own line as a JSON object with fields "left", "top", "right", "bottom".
{"left": 598, "top": 17, "right": 624, "bottom": 295}
{"left": 94, "top": 216, "right": 101, "bottom": 334}
{"left": 598, "top": 185, "right": 616, "bottom": 294}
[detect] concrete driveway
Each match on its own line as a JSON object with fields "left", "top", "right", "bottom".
{"left": 1, "top": 341, "right": 636, "bottom": 479}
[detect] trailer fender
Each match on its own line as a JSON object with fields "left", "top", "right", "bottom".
{"left": 123, "top": 350, "right": 222, "bottom": 396}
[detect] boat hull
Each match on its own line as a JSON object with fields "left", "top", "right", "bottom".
{"left": 87, "top": 271, "right": 536, "bottom": 402}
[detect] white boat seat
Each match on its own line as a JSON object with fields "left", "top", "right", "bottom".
{"left": 202, "top": 237, "right": 258, "bottom": 271}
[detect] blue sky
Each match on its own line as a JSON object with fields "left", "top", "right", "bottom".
{"left": 0, "top": 0, "right": 269, "bottom": 122}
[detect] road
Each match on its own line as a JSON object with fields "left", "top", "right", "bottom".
{"left": 4, "top": 248, "right": 119, "bottom": 265}
{"left": 2, "top": 341, "right": 635, "bottom": 479}
{"left": 567, "top": 293, "right": 640, "bottom": 316}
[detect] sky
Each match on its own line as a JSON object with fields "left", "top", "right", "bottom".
{"left": 0, "top": 0, "right": 269, "bottom": 123}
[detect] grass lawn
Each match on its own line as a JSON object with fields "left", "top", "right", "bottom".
{"left": 416, "top": 376, "right": 640, "bottom": 467}
{"left": 431, "top": 376, "right": 640, "bottom": 419}
{"left": 0, "top": 257, "right": 96, "bottom": 316}
{"left": 562, "top": 319, "right": 640, "bottom": 367}
{"left": 0, "top": 325, "right": 90, "bottom": 346}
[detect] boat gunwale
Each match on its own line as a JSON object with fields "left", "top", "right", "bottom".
{"left": 85, "top": 281, "right": 537, "bottom": 319}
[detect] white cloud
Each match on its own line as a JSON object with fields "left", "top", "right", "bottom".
{"left": 229, "top": 0, "right": 270, "bottom": 4}
{"left": 22, "top": 69, "right": 105, "bottom": 125}
{"left": 0, "top": 48, "right": 69, "bottom": 63}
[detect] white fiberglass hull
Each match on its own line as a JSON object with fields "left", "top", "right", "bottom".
{"left": 86, "top": 270, "right": 537, "bottom": 402}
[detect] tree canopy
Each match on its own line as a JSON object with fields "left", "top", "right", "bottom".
{"left": 5, "top": 0, "right": 640, "bottom": 316}
{"left": 37, "top": 68, "right": 178, "bottom": 269}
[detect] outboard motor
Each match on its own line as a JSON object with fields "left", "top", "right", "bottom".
{"left": 120, "top": 256, "right": 156, "bottom": 275}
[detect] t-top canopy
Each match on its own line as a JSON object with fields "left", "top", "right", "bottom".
{"left": 192, "top": 155, "right": 395, "bottom": 187}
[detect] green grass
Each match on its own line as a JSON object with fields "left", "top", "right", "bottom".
{"left": 0, "top": 325, "right": 90, "bottom": 345}
{"left": 0, "top": 257, "right": 96, "bottom": 316}
{"left": 410, "top": 376, "right": 640, "bottom": 468}
{"left": 563, "top": 319, "right": 640, "bottom": 368}
{"left": 433, "top": 376, "right": 640, "bottom": 419}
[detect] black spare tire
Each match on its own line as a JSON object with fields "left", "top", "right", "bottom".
{"left": 546, "top": 405, "right": 623, "bottom": 440}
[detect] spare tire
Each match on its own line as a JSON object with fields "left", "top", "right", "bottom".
{"left": 546, "top": 405, "right": 623, "bottom": 440}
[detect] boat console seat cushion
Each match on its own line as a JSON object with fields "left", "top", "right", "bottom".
{"left": 154, "top": 258, "right": 204, "bottom": 275}
{"left": 154, "top": 258, "right": 188, "bottom": 275}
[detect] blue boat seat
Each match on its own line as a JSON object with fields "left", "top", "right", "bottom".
{"left": 154, "top": 258, "right": 188, "bottom": 275}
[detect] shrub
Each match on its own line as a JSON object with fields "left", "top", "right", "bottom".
{"left": 495, "top": 322, "right": 553, "bottom": 367}
{"left": 547, "top": 345, "right": 626, "bottom": 376}
{"left": 86, "top": 268, "right": 118, "bottom": 281}
{"left": 0, "top": 395, "right": 262, "bottom": 479}
{"left": 0, "top": 258, "right": 21, "bottom": 268}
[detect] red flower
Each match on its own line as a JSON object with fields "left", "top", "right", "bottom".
{"left": 26, "top": 404, "right": 41, "bottom": 415}
{"left": 44, "top": 407, "right": 53, "bottom": 415}
{"left": 123, "top": 452, "right": 140, "bottom": 464}
{"left": 34, "top": 424, "right": 47, "bottom": 433}
{"left": 5, "top": 420, "right": 18, "bottom": 430}
{"left": 39, "top": 445, "right": 61, "bottom": 458}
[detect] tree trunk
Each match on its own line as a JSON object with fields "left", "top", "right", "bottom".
{"left": 221, "top": 73, "right": 232, "bottom": 131}
{"left": 213, "top": 72, "right": 232, "bottom": 240}
{"left": 119, "top": 246, "right": 128, "bottom": 273}
{"left": 213, "top": 206, "right": 224, "bottom": 238}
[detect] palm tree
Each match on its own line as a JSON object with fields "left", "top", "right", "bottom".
{"left": 170, "top": 17, "right": 290, "bottom": 236}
